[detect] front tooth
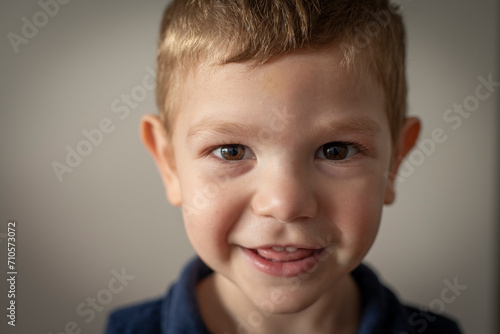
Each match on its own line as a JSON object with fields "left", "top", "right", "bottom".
{"left": 285, "top": 247, "right": 298, "bottom": 252}
{"left": 272, "top": 246, "right": 285, "bottom": 251}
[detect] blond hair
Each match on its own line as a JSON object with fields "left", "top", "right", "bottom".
{"left": 156, "top": 0, "right": 407, "bottom": 143}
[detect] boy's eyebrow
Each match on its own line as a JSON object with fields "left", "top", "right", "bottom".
{"left": 187, "top": 119, "right": 254, "bottom": 140}
{"left": 319, "top": 117, "right": 382, "bottom": 137}
{"left": 187, "top": 116, "right": 382, "bottom": 141}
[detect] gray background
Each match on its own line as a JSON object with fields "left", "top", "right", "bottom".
{"left": 0, "top": 0, "right": 498, "bottom": 333}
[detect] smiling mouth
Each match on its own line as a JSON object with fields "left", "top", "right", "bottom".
{"left": 254, "top": 247, "right": 319, "bottom": 262}
{"left": 242, "top": 246, "right": 326, "bottom": 277}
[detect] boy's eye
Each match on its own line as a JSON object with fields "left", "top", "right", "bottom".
{"left": 213, "top": 144, "right": 247, "bottom": 160}
{"left": 316, "top": 142, "right": 359, "bottom": 160}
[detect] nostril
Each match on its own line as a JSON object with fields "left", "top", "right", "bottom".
{"left": 250, "top": 171, "right": 318, "bottom": 222}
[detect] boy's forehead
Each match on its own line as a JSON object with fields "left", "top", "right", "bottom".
{"left": 191, "top": 47, "right": 377, "bottom": 100}
{"left": 174, "top": 47, "right": 388, "bottom": 139}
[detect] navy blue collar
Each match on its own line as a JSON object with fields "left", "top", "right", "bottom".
{"left": 162, "top": 257, "right": 212, "bottom": 334}
{"left": 106, "top": 256, "right": 460, "bottom": 333}
{"left": 160, "top": 257, "right": 415, "bottom": 334}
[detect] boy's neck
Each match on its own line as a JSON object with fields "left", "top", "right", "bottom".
{"left": 196, "top": 272, "right": 361, "bottom": 334}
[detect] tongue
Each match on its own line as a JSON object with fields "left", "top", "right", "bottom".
{"left": 256, "top": 248, "right": 315, "bottom": 262}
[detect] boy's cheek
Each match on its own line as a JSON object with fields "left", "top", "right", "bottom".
{"left": 179, "top": 175, "right": 241, "bottom": 231}
{"left": 182, "top": 204, "right": 235, "bottom": 263}
{"left": 329, "top": 178, "right": 384, "bottom": 235}
{"left": 179, "top": 175, "right": 233, "bottom": 216}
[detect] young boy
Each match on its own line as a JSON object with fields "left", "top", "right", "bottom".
{"left": 106, "top": 0, "right": 462, "bottom": 333}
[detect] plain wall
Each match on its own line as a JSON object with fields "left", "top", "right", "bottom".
{"left": 0, "top": 0, "right": 498, "bottom": 333}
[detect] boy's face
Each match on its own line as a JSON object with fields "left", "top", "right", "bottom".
{"left": 143, "top": 48, "right": 418, "bottom": 313}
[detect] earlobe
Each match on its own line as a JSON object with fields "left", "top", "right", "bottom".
{"left": 384, "top": 117, "right": 421, "bottom": 204}
{"left": 141, "top": 115, "right": 182, "bottom": 206}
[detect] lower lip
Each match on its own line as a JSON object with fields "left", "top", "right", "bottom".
{"left": 241, "top": 247, "right": 323, "bottom": 277}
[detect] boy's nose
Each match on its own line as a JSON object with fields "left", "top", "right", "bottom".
{"left": 251, "top": 163, "right": 318, "bottom": 223}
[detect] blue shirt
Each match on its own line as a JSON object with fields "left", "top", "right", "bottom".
{"left": 105, "top": 257, "right": 462, "bottom": 334}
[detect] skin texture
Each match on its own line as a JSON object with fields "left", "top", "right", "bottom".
{"left": 142, "top": 48, "right": 420, "bottom": 334}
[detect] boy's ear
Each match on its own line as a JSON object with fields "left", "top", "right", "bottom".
{"left": 141, "top": 115, "right": 182, "bottom": 206}
{"left": 384, "top": 117, "right": 421, "bottom": 205}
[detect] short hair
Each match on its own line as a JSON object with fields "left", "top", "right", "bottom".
{"left": 156, "top": 0, "right": 407, "bottom": 144}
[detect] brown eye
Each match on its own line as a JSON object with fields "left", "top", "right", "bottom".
{"left": 318, "top": 142, "right": 357, "bottom": 161}
{"left": 218, "top": 145, "right": 246, "bottom": 160}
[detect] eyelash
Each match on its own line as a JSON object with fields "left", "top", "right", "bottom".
{"left": 315, "top": 141, "right": 366, "bottom": 161}
{"left": 207, "top": 141, "right": 367, "bottom": 163}
{"left": 204, "top": 143, "right": 253, "bottom": 164}
{"left": 211, "top": 144, "right": 253, "bottom": 162}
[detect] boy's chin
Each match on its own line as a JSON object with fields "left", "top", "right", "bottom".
{"left": 249, "top": 285, "right": 331, "bottom": 316}
{"left": 258, "top": 299, "right": 316, "bottom": 316}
